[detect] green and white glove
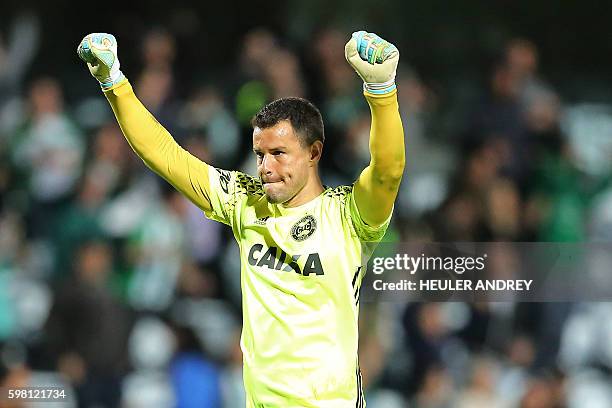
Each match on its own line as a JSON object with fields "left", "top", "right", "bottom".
{"left": 345, "top": 31, "right": 399, "bottom": 95}
{"left": 77, "top": 33, "right": 125, "bottom": 89}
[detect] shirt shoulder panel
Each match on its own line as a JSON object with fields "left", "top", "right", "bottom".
{"left": 204, "top": 167, "right": 264, "bottom": 226}
{"left": 324, "top": 184, "right": 391, "bottom": 243}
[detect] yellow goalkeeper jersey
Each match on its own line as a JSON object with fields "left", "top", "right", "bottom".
{"left": 103, "top": 81, "right": 400, "bottom": 407}
{"left": 205, "top": 167, "right": 389, "bottom": 406}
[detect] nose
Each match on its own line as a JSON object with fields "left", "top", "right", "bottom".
{"left": 259, "top": 154, "right": 274, "bottom": 175}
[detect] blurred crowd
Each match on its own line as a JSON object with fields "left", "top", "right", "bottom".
{"left": 1, "top": 11, "right": 612, "bottom": 408}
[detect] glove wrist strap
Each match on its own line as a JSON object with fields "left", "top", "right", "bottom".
{"left": 363, "top": 78, "right": 396, "bottom": 95}
{"left": 100, "top": 71, "right": 125, "bottom": 90}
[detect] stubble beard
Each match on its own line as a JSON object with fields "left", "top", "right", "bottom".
{"left": 263, "top": 182, "right": 288, "bottom": 204}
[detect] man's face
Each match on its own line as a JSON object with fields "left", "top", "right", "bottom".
{"left": 253, "top": 120, "right": 312, "bottom": 204}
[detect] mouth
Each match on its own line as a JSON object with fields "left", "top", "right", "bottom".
{"left": 262, "top": 179, "right": 282, "bottom": 186}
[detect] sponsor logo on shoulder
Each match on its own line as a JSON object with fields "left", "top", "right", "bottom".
{"left": 215, "top": 168, "right": 231, "bottom": 194}
{"left": 254, "top": 216, "right": 269, "bottom": 225}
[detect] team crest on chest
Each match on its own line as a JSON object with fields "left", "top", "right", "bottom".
{"left": 290, "top": 215, "right": 317, "bottom": 241}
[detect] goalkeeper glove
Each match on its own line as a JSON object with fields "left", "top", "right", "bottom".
{"left": 345, "top": 31, "right": 399, "bottom": 95}
{"left": 77, "top": 33, "right": 125, "bottom": 89}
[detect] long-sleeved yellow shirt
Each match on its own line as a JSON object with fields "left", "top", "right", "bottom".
{"left": 104, "top": 80, "right": 404, "bottom": 407}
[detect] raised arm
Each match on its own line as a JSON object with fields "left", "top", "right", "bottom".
{"left": 77, "top": 33, "right": 214, "bottom": 212}
{"left": 345, "top": 31, "right": 405, "bottom": 226}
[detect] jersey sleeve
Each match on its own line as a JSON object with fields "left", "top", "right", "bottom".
{"left": 204, "top": 166, "right": 238, "bottom": 226}
{"left": 204, "top": 167, "right": 265, "bottom": 227}
{"left": 104, "top": 80, "right": 214, "bottom": 212}
{"left": 346, "top": 184, "right": 392, "bottom": 242}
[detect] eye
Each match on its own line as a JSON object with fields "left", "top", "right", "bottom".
{"left": 272, "top": 151, "right": 284, "bottom": 156}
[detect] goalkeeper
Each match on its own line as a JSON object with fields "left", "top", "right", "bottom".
{"left": 78, "top": 30, "right": 404, "bottom": 407}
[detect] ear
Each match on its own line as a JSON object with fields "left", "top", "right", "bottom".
{"left": 309, "top": 141, "right": 323, "bottom": 165}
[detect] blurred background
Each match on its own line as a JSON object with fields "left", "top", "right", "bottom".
{"left": 1, "top": 1, "right": 612, "bottom": 407}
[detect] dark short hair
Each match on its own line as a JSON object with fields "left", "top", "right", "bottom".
{"left": 251, "top": 97, "right": 325, "bottom": 146}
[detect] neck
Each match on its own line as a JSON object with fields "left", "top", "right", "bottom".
{"left": 282, "top": 175, "right": 324, "bottom": 208}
